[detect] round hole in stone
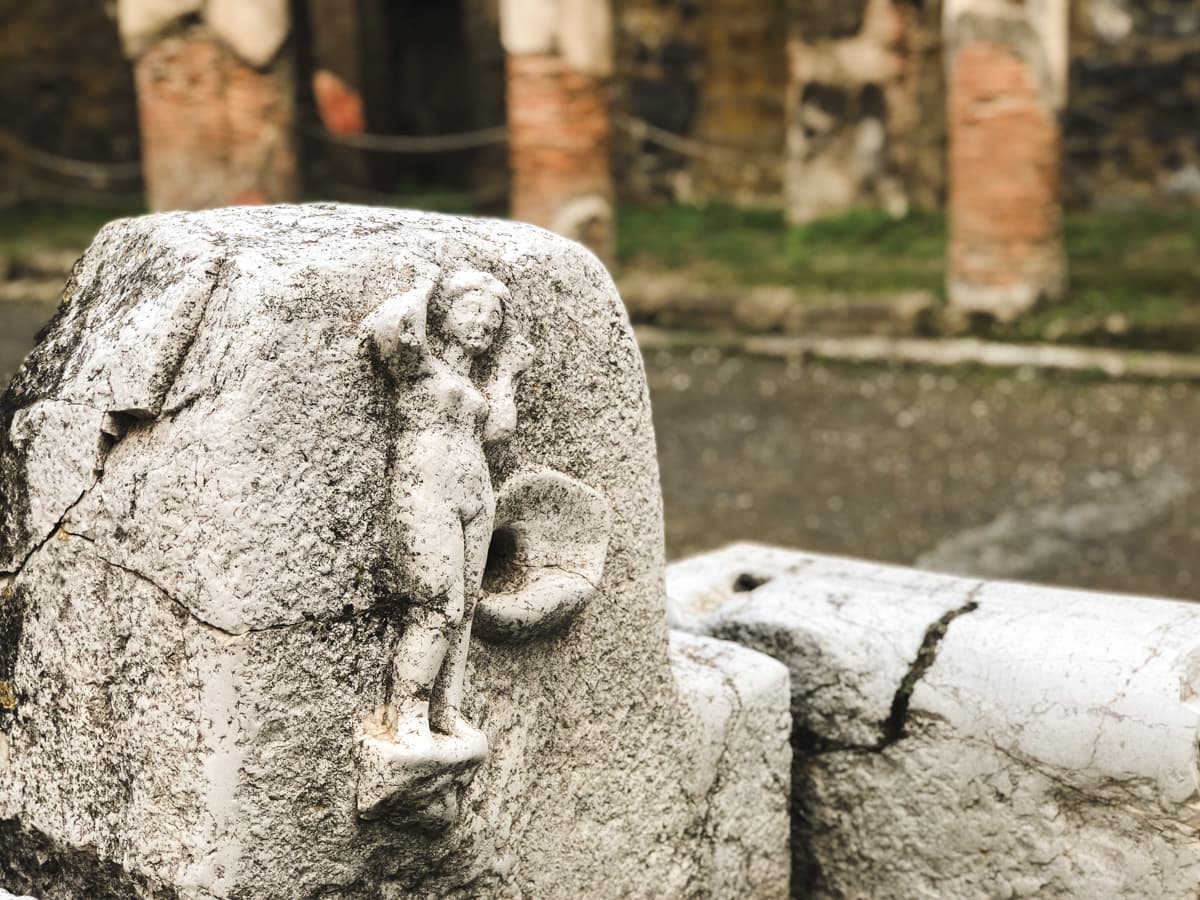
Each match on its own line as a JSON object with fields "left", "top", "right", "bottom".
{"left": 732, "top": 573, "right": 769, "bottom": 593}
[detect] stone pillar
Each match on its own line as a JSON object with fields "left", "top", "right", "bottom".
{"left": 118, "top": 0, "right": 298, "bottom": 209}
{"left": 945, "top": 0, "right": 1068, "bottom": 323}
{"left": 500, "top": 0, "right": 615, "bottom": 262}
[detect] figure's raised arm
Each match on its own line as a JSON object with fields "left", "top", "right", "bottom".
{"left": 361, "top": 262, "right": 440, "bottom": 378}
{"left": 483, "top": 333, "right": 534, "bottom": 445}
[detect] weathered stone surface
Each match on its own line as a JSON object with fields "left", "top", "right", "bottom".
{"left": 668, "top": 631, "right": 793, "bottom": 896}
{"left": 669, "top": 543, "right": 1200, "bottom": 898}
{"left": 499, "top": 0, "right": 613, "bottom": 76}
{"left": 116, "top": 0, "right": 204, "bottom": 58}
{"left": 499, "top": 0, "right": 559, "bottom": 57}
{"left": 557, "top": 0, "right": 614, "bottom": 78}
{"left": 118, "top": 0, "right": 288, "bottom": 68}
{"left": 0, "top": 205, "right": 789, "bottom": 898}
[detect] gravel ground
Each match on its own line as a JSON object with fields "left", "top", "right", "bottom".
{"left": 4, "top": 300, "right": 1198, "bottom": 602}
{"left": 647, "top": 347, "right": 1200, "bottom": 602}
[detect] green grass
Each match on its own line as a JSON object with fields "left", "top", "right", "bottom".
{"left": 4, "top": 199, "right": 1199, "bottom": 350}
{"left": 618, "top": 204, "right": 947, "bottom": 294}
{"left": 1010, "top": 211, "right": 1200, "bottom": 350}
{"left": 618, "top": 203, "right": 1200, "bottom": 349}
{"left": 0, "top": 202, "right": 145, "bottom": 269}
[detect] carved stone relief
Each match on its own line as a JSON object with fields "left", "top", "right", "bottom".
{"left": 0, "top": 206, "right": 787, "bottom": 898}
{"left": 355, "top": 258, "right": 610, "bottom": 824}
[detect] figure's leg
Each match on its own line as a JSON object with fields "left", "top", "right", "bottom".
{"left": 431, "top": 508, "right": 493, "bottom": 736}
{"left": 390, "top": 513, "right": 464, "bottom": 745}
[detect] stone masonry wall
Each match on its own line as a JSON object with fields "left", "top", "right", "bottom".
{"left": 612, "top": 0, "right": 787, "bottom": 206}
{"left": 0, "top": 1, "right": 139, "bottom": 174}
{"left": 1065, "top": 0, "right": 1200, "bottom": 209}
{"left": 784, "top": 0, "right": 945, "bottom": 222}
{"left": 1, "top": 2, "right": 1198, "bottom": 213}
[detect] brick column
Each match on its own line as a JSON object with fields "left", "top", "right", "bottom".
{"left": 500, "top": 0, "right": 615, "bottom": 263}
{"left": 945, "top": 0, "right": 1068, "bottom": 323}
{"left": 120, "top": 0, "right": 297, "bottom": 210}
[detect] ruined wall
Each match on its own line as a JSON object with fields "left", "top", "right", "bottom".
{"left": 2, "top": 1, "right": 1199, "bottom": 213}
{"left": 611, "top": 0, "right": 946, "bottom": 213}
{"left": 612, "top": 0, "right": 788, "bottom": 206}
{"left": 0, "top": 1, "right": 138, "bottom": 169}
{"left": 784, "top": 0, "right": 945, "bottom": 222}
{"left": 1065, "top": 0, "right": 1200, "bottom": 209}
{"left": 612, "top": 0, "right": 1200, "bottom": 213}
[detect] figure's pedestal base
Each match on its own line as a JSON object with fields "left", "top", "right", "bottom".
{"left": 355, "top": 713, "right": 488, "bottom": 829}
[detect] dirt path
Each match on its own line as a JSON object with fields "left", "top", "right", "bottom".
{"left": 647, "top": 347, "right": 1200, "bottom": 602}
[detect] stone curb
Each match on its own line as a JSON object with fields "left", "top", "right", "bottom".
{"left": 634, "top": 326, "right": 1200, "bottom": 382}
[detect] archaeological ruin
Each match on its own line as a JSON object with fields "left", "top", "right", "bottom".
{"left": 0, "top": 1, "right": 1198, "bottom": 897}
{"left": 2, "top": 1, "right": 1200, "bottom": 322}
{"left": 0, "top": 204, "right": 1196, "bottom": 897}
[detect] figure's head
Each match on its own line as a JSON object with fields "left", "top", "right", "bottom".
{"left": 440, "top": 270, "right": 507, "bottom": 357}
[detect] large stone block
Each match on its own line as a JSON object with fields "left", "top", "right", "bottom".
{"left": 0, "top": 206, "right": 789, "bottom": 898}
{"left": 669, "top": 543, "right": 1200, "bottom": 898}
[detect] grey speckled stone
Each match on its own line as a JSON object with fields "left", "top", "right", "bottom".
{"left": 668, "top": 543, "right": 1200, "bottom": 899}
{"left": 0, "top": 206, "right": 790, "bottom": 899}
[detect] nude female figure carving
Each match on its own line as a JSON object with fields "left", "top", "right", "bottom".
{"left": 356, "top": 257, "right": 531, "bottom": 818}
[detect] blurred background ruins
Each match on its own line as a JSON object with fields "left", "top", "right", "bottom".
{"left": 1, "top": 0, "right": 1199, "bottom": 600}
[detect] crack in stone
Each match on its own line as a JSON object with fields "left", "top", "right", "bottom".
{"left": 1, "top": 254, "right": 226, "bottom": 581}
{"left": 0, "top": 482, "right": 94, "bottom": 579}
{"left": 797, "top": 586, "right": 984, "bottom": 756}
{"left": 504, "top": 559, "right": 601, "bottom": 591}
{"left": 879, "top": 588, "right": 983, "bottom": 747}
{"left": 60, "top": 530, "right": 239, "bottom": 639}
{"left": 62, "top": 532, "right": 406, "bottom": 640}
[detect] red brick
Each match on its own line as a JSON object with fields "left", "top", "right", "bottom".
{"left": 135, "top": 28, "right": 297, "bottom": 210}
{"left": 947, "top": 40, "right": 1064, "bottom": 313}
{"left": 507, "top": 54, "right": 614, "bottom": 261}
{"left": 312, "top": 68, "right": 366, "bottom": 136}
